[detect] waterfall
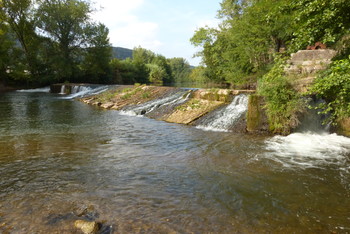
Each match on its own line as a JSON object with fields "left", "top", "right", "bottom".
{"left": 262, "top": 97, "right": 350, "bottom": 168}
{"left": 71, "top": 85, "right": 80, "bottom": 94}
{"left": 295, "top": 97, "right": 330, "bottom": 133}
{"left": 59, "top": 85, "right": 66, "bottom": 94}
{"left": 119, "top": 90, "right": 191, "bottom": 116}
{"left": 17, "top": 87, "right": 50, "bottom": 93}
{"left": 59, "top": 85, "right": 109, "bottom": 99}
{"left": 196, "top": 94, "right": 249, "bottom": 132}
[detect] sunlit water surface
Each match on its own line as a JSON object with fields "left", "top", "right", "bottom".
{"left": 0, "top": 91, "right": 350, "bottom": 233}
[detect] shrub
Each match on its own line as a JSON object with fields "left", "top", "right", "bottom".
{"left": 258, "top": 57, "right": 306, "bottom": 135}
{"left": 309, "top": 57, "right": 350, "bottom": 123}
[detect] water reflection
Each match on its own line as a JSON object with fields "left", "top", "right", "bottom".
{"left": 0, "top": 91, "right": 350, "bottom": 233}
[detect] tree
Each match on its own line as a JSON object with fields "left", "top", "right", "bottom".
{"left": 168, "top": 57, "right": 191, "bottom": 84}
{"left": 152, "top": 55, "right": 172, "bottom": 84}
{"left": 81, "top": 23, "right": 112, "bottom": 83}
{"left": 146, "top": 64, "right": 166, "bottom": 85}
{"left": 191, "top": 0, "right": 295, "bottom": 86}
{"left": 289, "top": 0, "right": 350, "bottom": 51}
{"left": 189, "top": 66, "right": 208, "bottom": 84}
{"left": 1, "top": 0, "right": 41, "bottom": 81}
{"left": 36, "top": 0, "right": 92, "bottom": 82}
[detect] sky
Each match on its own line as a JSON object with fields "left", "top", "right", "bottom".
{"left": 91, "top": 0, "right": 221, "bottom": 66}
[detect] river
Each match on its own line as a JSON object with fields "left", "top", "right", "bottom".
{"left": 0, "top": 89, "right": 350, "bottom": 233}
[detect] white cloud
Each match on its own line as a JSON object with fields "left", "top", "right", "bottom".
{"left": 91, "top": 0, "right": 161, "bottom": 51}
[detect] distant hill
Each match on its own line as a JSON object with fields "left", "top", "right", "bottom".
{"left": 112, "top": 47, "right": 133, "bottom": 60}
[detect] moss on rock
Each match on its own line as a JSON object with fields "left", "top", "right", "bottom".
{"left": 246, "top": 95, "right": 269, "bottom": 133}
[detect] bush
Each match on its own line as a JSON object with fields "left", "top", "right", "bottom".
{"left": 309, "top": 57, "right": 350, "bottom": 123}
{"left": 258, "top": 57, "right": 306, "bottom": 135}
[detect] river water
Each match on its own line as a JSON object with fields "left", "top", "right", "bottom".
{"left": 0, "top": 90, "right": 350, "bottom": 233}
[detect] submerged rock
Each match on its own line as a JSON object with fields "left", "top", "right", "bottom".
{"left": 74, "top": 220, "right": 99, "bottom": 234}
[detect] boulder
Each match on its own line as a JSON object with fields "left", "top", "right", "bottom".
{"left": 74, "top": 220, "right": 99, "bottom": 234}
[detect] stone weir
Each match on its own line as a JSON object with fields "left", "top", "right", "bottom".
{"left": 79, "top": 85, "right": 255, "bottom": 131}
{"left": 50, "top": 83, "right": 101, "bottom": 94}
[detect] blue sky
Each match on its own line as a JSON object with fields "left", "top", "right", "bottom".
{"left": 91, "top": 0, "right": 221, "bottom": 66}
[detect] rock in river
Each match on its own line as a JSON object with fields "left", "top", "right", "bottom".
{"left": 74, "top": 220, "right": 99, "bottom": 234}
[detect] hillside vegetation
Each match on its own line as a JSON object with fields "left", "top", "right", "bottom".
{"left": 191, "top": 0, "right": 350, "bottom": 133}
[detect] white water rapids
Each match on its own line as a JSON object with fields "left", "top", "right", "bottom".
{"left": 262, "top": 132, "right": 350, "bottom": 168}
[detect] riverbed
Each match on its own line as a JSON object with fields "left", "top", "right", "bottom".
{"left": 0, "top": 90, "right": 350, "bottom": 233}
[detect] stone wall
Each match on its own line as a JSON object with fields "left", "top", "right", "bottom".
{"left": 246, "top": 95, "right": 269, "bottom": 134}
{"left": 285, "top": 49, "right": 337, "bottom": 92}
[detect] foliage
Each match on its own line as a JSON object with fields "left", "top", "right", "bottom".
{"left": 167, "top": 57, "right": 192, "bottom": 84}
{"left": 191, "top": 0, "right": 294, "bottom": 86}
{"left": 289, "top": 0, "right": 350, "bottom": 51}
{"left": 146, "top": 64, "right": 165, "bottom": 85}
{"left": 80, "top": 23, "right": 112, "bottom": 83}
{"left": 258, "top": 57, "right": 306, "bottom": 135}
{"left": 191, "top": 0, "right": 350, "bottom": 87}
{"left": 36, "top": 0, "right": 92, "bottom": 82}
{"left": 309, "top": 57, "right": 350, "bottom": 123}
{"left": 189, "top": 66, "right": 208, "bottom": 83}
{"left": 1, "top": 0, "right": 42, "bottom": 81}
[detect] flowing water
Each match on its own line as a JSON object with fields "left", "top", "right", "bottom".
{"left": 1, "top": 89, "right": 350, "bottom": 233}
{"left": 196, "top": 94, "right": 249, "bottom": 132}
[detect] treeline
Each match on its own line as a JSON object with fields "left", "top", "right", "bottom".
{"left": 110, "top": 47, "right": 193, "bottom": 86}
{"left": 0, "top": 0, "right": 193, "bottom": 87}
{"left": 191, "top": 0, "right": 350, "bottom": 87}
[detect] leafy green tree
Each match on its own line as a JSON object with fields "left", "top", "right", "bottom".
{"left": 146, "top": 64, "right": 166, "bottom": 85}
{"left": 109, "top": 58, "right": 138, "bottom": 84}
{"left": 133, "top": 46, "right": 156, "bottom": 64}
{"left": 191, "top": 0, "right": 295, "bottom": 86}
{"left": 1, "top": 0, "right": 41, "bottom": 81}
{"left": 152, "top": 55, "right": 172, "bottom": 84}
{"left": 289, "top": 0, "right": 350, "bottom": 51}
{"left": 81, "top": 23, "right": 112, "bottom": 83}
{"left": 36, "top": 0, "right": 92, "bottom": 82}
{"left": 167, "top": 57, "right": 191, "bottom": 84}
{"left": 131, "top": 47, "right": 153, "bottom": 83}
{"left": 189, "top": 66, "right": 209, "bottom": 84}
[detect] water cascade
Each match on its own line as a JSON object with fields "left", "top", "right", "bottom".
{"left": 59, "top": 85, "right": 110, "bottom": 99}
{"left": 16, "top": 87, "right": 51, "bottom": 93}
{"left": 59, "top": 85, "right": 66, "bottom": 94}
{"left": 120, "top": 90, "right": 192, "bottom": 116}
{"left": 262, "top": 98, "right": 350, "bottom": 168}
{"left": 196, "top": 94, "right": 249, "bottom": 132}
